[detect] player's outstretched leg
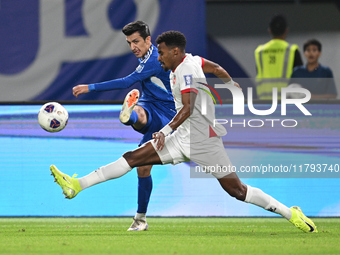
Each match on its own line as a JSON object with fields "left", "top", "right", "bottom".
{"left": 289, "top": 206, "right": 318, "bottom": 233}
{"left": 217, "top": 173, "right": 317, "bottom": 233}
{"left": 119, "top": 89, "right": 140, "bottom": 124}
{"left": 50, "top": 165, "right": 82, "bottom": 199}
{"left": 50, "top": 157, "right": 134, "bottom": 199}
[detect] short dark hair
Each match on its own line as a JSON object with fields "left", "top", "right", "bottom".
{"left": 155, "top": 31, "right": 187, "bottom": 51}
{"left": 269, "top": 14, "right": 287, "bottom": 37}
{"left": 122, "top": 21, "right": 150, "bottom": 40}
{"left": 303, "top": 39, "right": 322, "bottom": 52}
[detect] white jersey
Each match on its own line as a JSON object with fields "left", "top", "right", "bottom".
{"left": 169, "top": 54, "right": 227, "bottom": 143}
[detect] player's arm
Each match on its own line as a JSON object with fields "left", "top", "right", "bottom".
{"left": 166, "top": 91, "right": 196, "bottom": 131}
{"left": 152, "top": 91, "right": 197, "bottom": 151}
{"left": 201, "top": 58, "right": 241, "bottom": 89}
{"left": 73, "top": 73, "right": 143, "bottom": 98}
{"left": 73, "top": 76, "right": 138, "bottom": 97}
{"left": 73, "top": 63, "right": 157, "bottom": 97}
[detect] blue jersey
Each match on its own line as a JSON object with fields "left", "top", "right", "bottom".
{"left": 88, "top": 44, "right": 175, "bottom": 108}
{"left": 88, "top": 44, "right": 177, "bottom": 145}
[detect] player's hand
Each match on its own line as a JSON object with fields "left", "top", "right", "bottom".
{"left": 73, "top": 85, "right": 89, "bottom": 97}
{"left": 152, "top": 132, "right": 165, "bottom": 151}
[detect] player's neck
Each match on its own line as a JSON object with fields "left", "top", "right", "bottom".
{"left": 172, "top": 53, "right": 186, "bottom": 71}
{"left": 141, "top": 43, "right": 152, "bottom": 59}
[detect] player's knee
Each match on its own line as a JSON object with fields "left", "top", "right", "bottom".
{"left": 123, "top": 151, "right": 136, "bottom": 167}
{"left": 134, "top": 106, "right": 148, "bottom": 124}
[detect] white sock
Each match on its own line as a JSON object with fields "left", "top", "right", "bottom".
{"left": 245, "top": 185, "right": 292, "bottom": 220}
{"left": 78, "top": 157, "right": 132, "bottom": 190}
{"left": 135, "top": 213, "right": 146, "bottom": 221}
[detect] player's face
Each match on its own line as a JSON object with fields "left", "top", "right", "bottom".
{"left": 126, "top": 32, "right": 151, "bottom": 58}
{"left": 157, "top": 42, "right": 175, "bottom": 71}
{"left": 304, "top": 45, "right": 321, "bottom": 65}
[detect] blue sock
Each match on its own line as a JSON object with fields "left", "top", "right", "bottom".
{"left": 137, "top": 175, "right": 153, "bottom": 213}
{"left": 124, "top": 110, "right": 138, "bottom": 126}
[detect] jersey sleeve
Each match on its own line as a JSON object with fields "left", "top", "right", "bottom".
{"left": 89, "top": 59, "right": 160, "bottom": 92}
{"left": 178, "top": 63, "right": 199, "bottom": 95}
{"left": 192, "top": 55, "right": 204, "bottom": 68}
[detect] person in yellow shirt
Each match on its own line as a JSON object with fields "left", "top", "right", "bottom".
{"left": 255, "top": 14, "right": 303, "bottom": 99}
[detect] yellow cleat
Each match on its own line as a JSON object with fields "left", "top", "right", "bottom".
{"left": 50, "top": 165, "right": 82, "bottom": 199}
{"left": 289, "top": 206, "right": 317, "bottom": 233}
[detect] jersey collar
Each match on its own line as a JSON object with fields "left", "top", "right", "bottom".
{"left": 172, "top": 55, "right": 187, "bottom": 73}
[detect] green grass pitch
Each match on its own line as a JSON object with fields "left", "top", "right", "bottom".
{"left": 0, "top": 217, "right": 339, "bottom": 255}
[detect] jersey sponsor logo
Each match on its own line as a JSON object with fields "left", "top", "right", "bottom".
{"left": 184, "top": 75, "right": 193, "bottom": 86}
{"left": 136, "top": 64, "right": 144, "bottom": 73}
{"left": 173, "top": 75, "right": 176, "bottom": 85}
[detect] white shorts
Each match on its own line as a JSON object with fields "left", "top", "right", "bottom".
{"left": 151, "top": 131, "right": 233, "bottom": 179}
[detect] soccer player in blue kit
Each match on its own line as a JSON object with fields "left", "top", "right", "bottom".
{"left": 72, "top": 21, "right": 240, "bottom": 231}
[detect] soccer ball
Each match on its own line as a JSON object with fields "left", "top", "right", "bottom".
{"left": 38, "top": 102, "right": 68, "bottom": 132}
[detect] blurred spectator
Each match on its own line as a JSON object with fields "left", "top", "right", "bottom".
{"left": 254, "top": 14, "right": 303, "bottom": 99}
{"left": 290, "top": 39, "right": 337, "bottom": 99}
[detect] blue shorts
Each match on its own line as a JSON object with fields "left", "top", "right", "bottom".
{"left": 135, "top": 101, "right": 176, "bottom": 146}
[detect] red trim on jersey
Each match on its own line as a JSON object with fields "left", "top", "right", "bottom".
{"left": 172, "top": 55, "right": 187, "bottom": 73}
{"left": 201, "top": 57, "right": 205, "bottom": 68}
{"left": 209, "top": 125, "right": 218, "bottom": 138}
{"left": 181, "top": 88, "right": 198, "bottom": 94}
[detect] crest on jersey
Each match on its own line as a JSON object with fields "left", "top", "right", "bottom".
{"left": 183, "top": 75, "right": 193, "bottom": 86}
{"left": 136, "top": 64, "right": 144, "bottom": 73}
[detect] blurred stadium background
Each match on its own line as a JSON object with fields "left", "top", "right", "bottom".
{"left": 0, "top": 0, "right": 339, "bottom": 217}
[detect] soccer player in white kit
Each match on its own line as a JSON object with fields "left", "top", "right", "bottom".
{"left": 50, "top": 31, "right": 317, "bottom": 233}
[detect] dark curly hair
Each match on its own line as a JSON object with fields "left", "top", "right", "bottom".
{"left": 155, "top": 31, "right": 186, "bottom": 51}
